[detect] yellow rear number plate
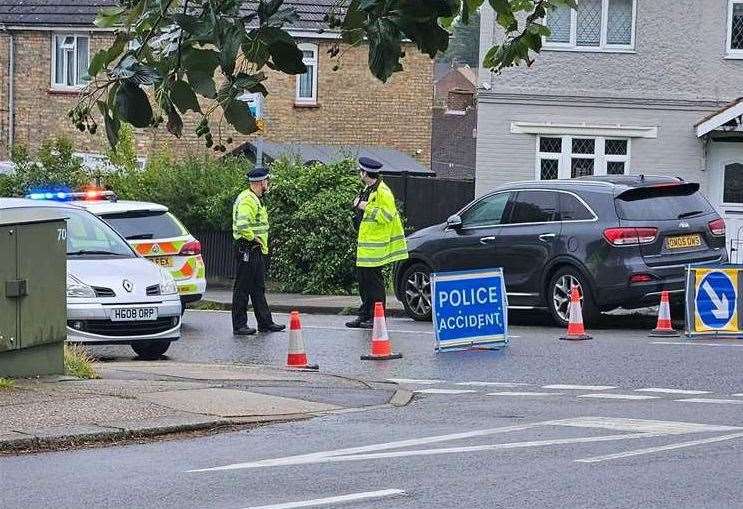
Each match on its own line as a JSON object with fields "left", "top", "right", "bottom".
{"left": 152, "top": 256, "right": 173, "bottom": 268}
{"left": 666, "top": 234, "right": 702, "bottom": 250}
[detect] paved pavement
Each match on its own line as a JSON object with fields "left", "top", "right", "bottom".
{"left": 4, "top": 309, "right": 742, "bottom": 508}
{"left": 0, "top": 361, "right": 400, "bottom": 453}
{"left": 201, "top": 288, "right": 406, "bottom": 316}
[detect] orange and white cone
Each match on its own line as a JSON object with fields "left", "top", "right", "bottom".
{"left": 361, "top": 302, "right": 403, "bottom": 361}
{"left": 649, "top": 290, "right": 680, "bottom": 337}
{"left": 286, "top": 311, "right": 319, "bottom": 370}
{"left": 559, "top": 286, "right": 593, "bottom": 340}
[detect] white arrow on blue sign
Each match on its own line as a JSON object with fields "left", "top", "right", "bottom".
{"left": 696, "top": 271, "right": 737, "bottom": 329}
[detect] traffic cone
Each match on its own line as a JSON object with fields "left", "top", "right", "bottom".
{"left": 361, "top": 302, "right": 403, "bottom": 360}
{"left": 559, "top": 286, "right": 593, "bottom": 340}
{"left": 286, "top": 311, "right": 319, "bottom": 370}
{"left": 649, "top": 290, "right": 680, "bottom": 337}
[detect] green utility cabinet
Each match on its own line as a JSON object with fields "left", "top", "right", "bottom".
{"left": 0, "top": 209, "right": 67, "bottom": 377}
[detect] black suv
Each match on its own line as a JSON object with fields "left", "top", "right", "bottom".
{"left": 394, "top": 176, "right": 727, "bottom": 325}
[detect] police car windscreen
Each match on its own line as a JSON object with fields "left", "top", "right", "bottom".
{"left": 102, "top": 211, "right": 184, "bottom": 240}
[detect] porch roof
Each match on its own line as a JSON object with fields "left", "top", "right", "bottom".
{"left": 696, "top": 97, "right": 743, "bottom": 138}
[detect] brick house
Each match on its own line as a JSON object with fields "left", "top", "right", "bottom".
{"left": 477, "top": 0, "right": 743, "bottom": 259}
{"left": 0, "top": 1, "right": 433, "bottom": 166}
{"left": 431, "top": 65, "right": 477, "bottom": 179}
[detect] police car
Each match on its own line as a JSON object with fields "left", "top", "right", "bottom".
{"left": 71, "top": 193, "right": 207, "bottom": 309}
{"left": 9, "top": 194, "right": 182, "bottom": 359}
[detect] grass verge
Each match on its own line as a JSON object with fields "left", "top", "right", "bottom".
{"left": 0, "top": 377, "right": 15, "bottom": 390}
{"left": 64, "top": 344, "right": 99, "bottom": 379}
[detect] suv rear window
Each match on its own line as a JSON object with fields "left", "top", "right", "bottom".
{"left": 102, "top": 211, "right": 185, "bottom": 240}
{"left": 615, "top": 184, "right": 714, "bottom": 221}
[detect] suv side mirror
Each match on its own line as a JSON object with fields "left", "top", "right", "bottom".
{"left": 446, "top": 214, "right": 463, "bottom": 230}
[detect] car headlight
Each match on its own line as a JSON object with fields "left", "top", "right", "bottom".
{"left": 67, "top": 274, "right": 96, "bottom": 298}
{"left": 159, "top": 268, "right": 178, "bottom": 295}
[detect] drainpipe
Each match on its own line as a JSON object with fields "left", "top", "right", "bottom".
{"left": 4, "top": 26, "right": 14, "bottom": 152}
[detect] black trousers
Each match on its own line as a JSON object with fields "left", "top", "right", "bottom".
{"left": 232, "top": 251, "right": 274, "bottom": 330}
{"left": 357, "top": 266, "right": 386, "bottom": 322}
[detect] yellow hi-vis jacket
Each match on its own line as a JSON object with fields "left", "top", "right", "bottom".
{"left": 232, "top": 189, "right": 269, "bottom": 255}
{"left": 356, "top": 181, "right": 408, "bottom": 267}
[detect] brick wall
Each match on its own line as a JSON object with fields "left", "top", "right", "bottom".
{"left": 0, "top": 31, "right": 433, "bottom": 165}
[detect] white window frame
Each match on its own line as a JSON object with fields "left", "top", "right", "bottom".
{"left": 51, "top": 33, "right": 90, "bottom": 91}
{"left": 543, "top": 0, "right": 637, "bottom": 53}
{"left": 295, "top": 43, "right": 318, "bottom": 105}
{"left": 535, "top": 135, "right": 631, "bottom": 180}
{"left": 727, "top": 0, "right": 743, "bottom": 58}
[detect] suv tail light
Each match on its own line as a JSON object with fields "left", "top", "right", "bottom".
{"left": 603, "top": 227, "right": 658, "bottom": 246}
{"left": 179, "top": 240, "right": 201, "bottom": 255}
{"left": 708, "top": 218, "right": 726, "bottom": 237}
{"left": 629, "top": 273, "right": 656, "bottom": 284}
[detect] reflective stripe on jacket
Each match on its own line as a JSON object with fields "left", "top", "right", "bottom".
{"left": 356, "top": 180, "right": 408, "bottom": 267}
{"left": 232, "top": 189, "right": 269, "bottom": 255}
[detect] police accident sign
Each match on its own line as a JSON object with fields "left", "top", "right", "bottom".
{"left": 431, "top": 268, "right": 509, "bottom": 351}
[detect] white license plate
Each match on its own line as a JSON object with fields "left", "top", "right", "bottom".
{"left": 110, "top": 307, "right": 158, "bottom": 321}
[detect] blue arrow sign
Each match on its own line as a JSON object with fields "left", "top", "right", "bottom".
{"left": 696, "top": 271, "right": 737, "bottom": 329}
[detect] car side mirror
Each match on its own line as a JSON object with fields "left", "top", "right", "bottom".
{"left": 446, "top": 214, "right": 463, "bottom": 230}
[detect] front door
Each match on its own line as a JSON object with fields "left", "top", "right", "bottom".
{"left": 707, "top": 141, "right": 743, "bottom": 262}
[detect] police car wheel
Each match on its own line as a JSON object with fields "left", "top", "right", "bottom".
{"left": 401, "top": 263, "right": 432, "bottom": 321}
{"left": 547, "top": 267, "right": 599, "bottom": 327}
{"left": 131, "top": 340, "right": 171, "bottom": 360}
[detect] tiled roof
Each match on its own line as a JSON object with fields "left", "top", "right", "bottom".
{"left": 0, "top": 1, "right": 345, "bottom": 30}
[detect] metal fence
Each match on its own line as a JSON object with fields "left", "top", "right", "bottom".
{"left": 197, "top": 177, "right": 476, "bottom": 279}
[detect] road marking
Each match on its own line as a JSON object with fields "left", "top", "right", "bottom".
{"left": 652, "top": 341, "right": 743, "bottom": 347}
{"left": 576, "top": 432, "right": 743, "bottom": 464}
{"left": 486, "top": 391, "right": 563, "bottom": 397}
{"left": 388, "top": 378, "right": 444, "bottom": 385}
{"left": 542, "top": 384, "right": 617, "bottom": 391}
{"left": 635, "top": 388, "right": 711, "bottom": 395}
{"left": 676, "top": 398, "right": 743, "bottom": 405}
{"left": 578, "top": 394, "right": 660, "bottom": 401}
{"left": 456, "top": 381, "right": 531, "bottom": 387}
{"left": 733, "top": 394, "right": 743, "bottom": 397}
{"left": 547, "top": 417, "right": 742, "bottom": 434}
{"left": 189, "top": 423, "right": 540, "bottom": 472}
{"left": 240, "top": 489, "right": 406, "bottom": 509}
{"left": 414, "top": 389, "right": 478, "bottom": 395}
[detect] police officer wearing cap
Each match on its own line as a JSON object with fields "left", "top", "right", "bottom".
{"left": 231, "top": 167, "right": 285, "bottom": 335}
{"left": 346, "top": 157, "right": 409, "bottom": 328}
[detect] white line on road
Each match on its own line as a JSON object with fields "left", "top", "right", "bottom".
{"left": 547, "top": 417, "right": 742, "bottom": 434}
{"left": 733, "top": 394, "right": 743, "bottom": 397}
{"left": 240, "top": 489, "right": 406, "bottom": 509}
{"left": 414, "top": 389, "right": 478, "bottom": 395}
{"left": 542, "top": 384, "right": 617, "bottom": 391}
{"left": 652, "top": 341, "right": 743, "bottom": 347}
{"left": 578, "top": 394, "right": 660, "bottom": 401}
{"left": 456, "top": 381, "right": 531, "bottom": 387}
{"left": 635, "top": 388, "right": 711, "bottom": 395}
{"left": 223, "top": 433, "right": 661, "bottom": 468}
{"left": 486, "top": 392, "right": 564, "bottom": 397}
{"left": 675, "top": 398, "right": 743, "bottom": 405}
{"left": 387, "top": 378, "right": 444, "bottom": 385}
{"left": 189, "top": 423, "right": 540, "bottom": 472}
{"left": 576, "top": 432, "right": 743, "bottom": 464}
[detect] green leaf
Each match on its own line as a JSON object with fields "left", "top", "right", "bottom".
{"left": 88, "top": 50, "right": 109, "bottom": 78}
{"left": 460, "top": 0, "right": 485, "bottom": 24}
{"left": 182, "top": 47, "right": 220, "bottom": 73}
{"left": 114, "top": 82, "right": 153, "bottom": 128}
{"left": 170, "top": 80, "right": 201, "bottom": 113}
{"left": 367, "top": 18, "right": 402, "bottom": 82}
{"left": 341, "top": 0, "right": 366, "bottom": 45}
{"left": 111, "top": 55, "right": 161, "bottom": 85}
{"left": 219, "top": 23, "right": 243, "bottom": 75}
{"left": 241, "top": 32, "right": 271, "bottom": 69}
{"left": 95, "top": 6, "right": 126, "bottom": 28}
{"left": 166, "top": 109, "right": 184, "bottom": 138}
{"left": 186, "top": 71, "right": 217, "bottom": 98}
{"left": 223, "top": 99, "right": 257, "bottom": 135}
{"left": 97, "top": 100, "right": 121, "bottom": 148}
{"left": 258, "top": 27, "right": 306, "bottom": 74}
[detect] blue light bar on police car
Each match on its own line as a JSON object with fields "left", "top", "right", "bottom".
{"left": 26, "top": 190, "right": 118, "bottom": 202}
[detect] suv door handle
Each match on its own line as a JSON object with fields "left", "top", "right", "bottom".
{"left": 479, "top": 236, "right": 497, "bottom": 244}
{"left": 539, "top": 233, "right": 556, "bottom": 242}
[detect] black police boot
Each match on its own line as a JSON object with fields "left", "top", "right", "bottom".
{"left": 346, "top": 318, "right": 373, "bottom": 329}
{"left": 259, "top": 323, "right": 286, "bottom": 333}
{"left": 233, "top": 326, "right": 257, "bottom": 336}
